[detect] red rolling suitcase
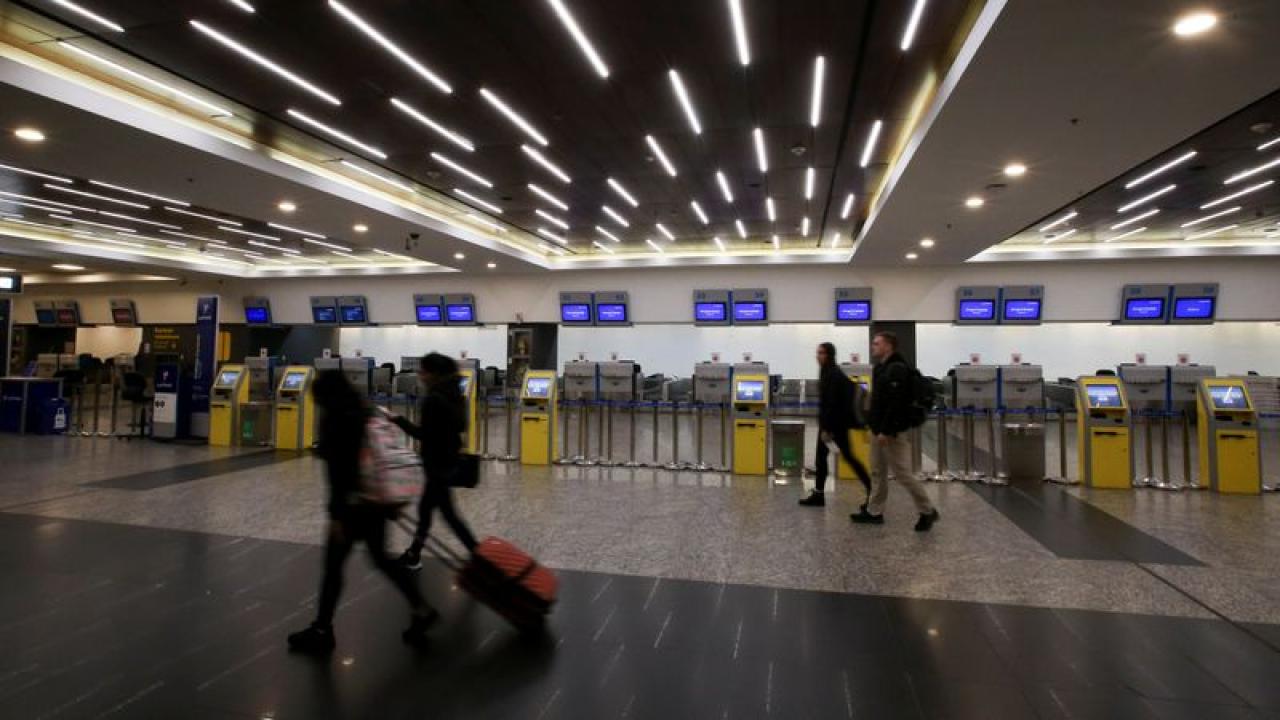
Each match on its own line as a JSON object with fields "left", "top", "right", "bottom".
{"left": 427, "top": 536, "right": 558, "bottom": 633}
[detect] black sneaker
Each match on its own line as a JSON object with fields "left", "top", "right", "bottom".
{"left": 914, "top": 509, "right": 940, "bottom": 532}
{"left": 399, "top": 546, "right": 423, "bottom": 571}
{"left": 288, "top": 623, "right": 336, "bottom": 655}
{"left": 402, "top": 608, "right": 440, "bottom": 647}
{"left": 849, "top": 510, "right": 884, "bottom": 525}
{"left": 798, "top": 491, "right": 825, "bottom": 507}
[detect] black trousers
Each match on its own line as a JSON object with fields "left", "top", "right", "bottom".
{"left": 316, "top": 504, "right": 427, "bottom": 627}
{"left": 814, "top": 428, "right": 872, "bottom": 495}
{"left": 411, "top": 467, "right": 478, "bottom": 552}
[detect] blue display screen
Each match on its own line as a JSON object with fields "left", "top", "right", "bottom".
{"left": 958, "top": 299, "right": 995, "bottom": 321}
{"left": 1125, "top": 297, "right": 1165, "bottom": 321}
{"left": 340, "top": 305, "right": 367, "bottom": 324}
{"left": 1209, "top": 385, "right": 1248, "bottom": 409}
{"left": 561, "top": 303, "right": 591, "bottom": 323}
{"left": 836, "top": 300, "right": 871, "bottom": 322}
{"left": 312, "top": 306, "right": 337, "bottom": 324}
{"left": 695, "top": 302, "right": 726, "bottom": 322}
{"left": 733, "top": 302, "right": 767, "bottom": 322}
{"left": 1086, "top": 384, "right": 1123, "bottom": 408}
{"left": 1003, "top": 299, "right": 1041, "bottom": 321}
{"left": 447, "top": 304, "right": 474, "bottom": 323}
{"left": 735, "top": 380, "right": 765, "bottom": 402}
{"left": 245, "top": 307, "right": 271, "bottom": 324}
{"left": 1173, "top": 297, "right": 1215, "bottom": 320}
{"left": 596, "top": 303, "right": 628, "bottom": 323}
{"left": 35, "top": 309, "right": 56, "bottom": 325}
{"left": 416, "top": 304, "right": 442, "bottom": 323}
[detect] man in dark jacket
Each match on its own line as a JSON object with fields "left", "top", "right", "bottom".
{"left": 393, "top": 353, "right": 479, "bottom": 569}
{"left": 800, "top": 342, "right": 872, "bottom": 507}
{"left": 852, "top": 332, "right": 939, "bottom": 531}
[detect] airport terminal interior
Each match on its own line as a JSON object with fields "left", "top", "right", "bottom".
{"left": 3, "top": 0, "right": 1280, "bottom": 717}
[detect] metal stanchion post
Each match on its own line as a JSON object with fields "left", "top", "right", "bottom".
{"left": 574, "top": 400, "right": 595, "bottom": 466}
{"left": 479, "top": 397, "right": 492, "bottom": 459}
{"left": 89, "top": 380, "right": 102, "bottom": 437}
{"left": 719, "top": 403, "right": 729, "bottom": 472}
{"left": 501, "top": 393, "right": 518, "bottom": 461}
{"left": 665, "top": 401, "right": 683, "bottom": 471}
{"left": 625, "top": 401, "right": 641, "bottom": 467}
{"left": 1156, "top": 413, "right": 1177, "bottom": 490}
{"left": 1137, "top": 413, "right": 1156, "bottom": 487}
{"left": 1182, "top": 411, "right": 1200, "bottom": 490}
{"left": 694, "top": 403, "right": 710, "bottom": 471}
{"left": 601, "top": 400, "right": 620, "bottom": 467}
{"left": 962, "top": 411, "right": 975, "bottom": 480}
{"left": 597, "top": 400, "right": 607, "bottom": 464}
{"left": 108, "top": 374, "right": 120, "bottom": 437}
{"left": 651, "top": 401, "right": 660, "bottom": 467}
{"left": 985, "top": 409, "right": 1005, "bottom": 484}
{"left": 926, "top": 411, "right": 949, "bottom": 482}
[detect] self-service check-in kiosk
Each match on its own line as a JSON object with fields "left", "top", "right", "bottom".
{"left": 838, "top": 360, "right": 874, "bottom": 479}
{"left": 1197, "top": 378, "right": 1261, "bottom": 494}
{"left": 731, "top": 369, "right": 770, "bottom": 476}
{"left": 274, "top": 366, "right": 315, "bottom": 450}
{"left": 519, "top": 370, "right": 559, "bottom": 465}
{"left": 209, "top": 364, "right": 249, "bottom": 447}
{"left": 1075, "top": 377, "right": 1134, "bottom": 488}
{"left": 458, "top": 358, "right": 480, "bottom": 455}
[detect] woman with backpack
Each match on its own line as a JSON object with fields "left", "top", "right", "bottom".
{"left": 287, "top": 371, "right": 437, "bottom": 655}
{"left": 799, "top": 342, "right": 873, "bottom": 508}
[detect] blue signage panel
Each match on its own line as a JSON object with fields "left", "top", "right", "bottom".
{"left": 958, "top": 299, "right": 995, "bottom": 321}
{"left": 1124, "top": 298, "right": 1165, "bottom": 321}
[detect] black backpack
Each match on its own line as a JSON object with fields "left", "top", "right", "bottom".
{"left": 903, "top": 365, "right": 936, "bottom": 428}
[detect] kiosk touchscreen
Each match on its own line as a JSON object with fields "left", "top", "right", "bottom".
{"left": 1197, "top": 379, "right": 1261, "bottom": 494}
{"left": 210, "top": 364, "right": 249, "bottom": 447}
{"left": 519, "top": 370, "right": 559, "bottom": 465}
{"left": 731, "top": 373, "right": 770, "bottom": 476}
{"left": 1075, "top": 378, "right": 1133, "bottom": 488}
{"left": 459, "top": 368, "right": 479, "bottom": 454}
{"left": 274, "top": 367, "right": 316, "bottom": 450}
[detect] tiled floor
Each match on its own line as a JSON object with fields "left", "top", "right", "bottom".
{"left": 2, "top": 431, "right": 1279, "bottom": 718}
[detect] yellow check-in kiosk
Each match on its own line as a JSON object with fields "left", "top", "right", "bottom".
{"left": 274, "top": 366, "right": 316, "bottom": 450}
{"left": 1075, "top": 377, "right": 1133, "bottom": 488}
{"left": 838, "top": 374, "right": 873, "bottom": 479}
{"left": 732, "top": 373, "right": 770, "bottom": 475}
{"left": 1197, "top": 378, "right": 1261, "bottom": 494}
{"left": 519, "top": 370, "right": 559, "bottom": 465}
{"left": 459, "top": 368, "right": 479, "bottom": 454}
{"left": 209, "top": 364, "right": 249, "bottom": 447}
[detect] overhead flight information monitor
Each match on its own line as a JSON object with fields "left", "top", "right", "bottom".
{"left": 447, "top": 304, "right": 473, "bottom": 323}
{"left": 694, "top": 289, "right": 732, "bottom": 326}
{"left": 1170, "top": 283, "right": 1218, "bottom": 324}
{"left": 311, "top": 296, "right": 339, "bottom": 325}
{"left": 1003, "top": 299, "right": 1041, "bottom": 321}
{"left": 1119, "top": 284, "right": 1170, "bottom": 324}
{"left": 444, "top": 293, "right": 477, "bottom": 325}
{"left": 55, "top": 301, "right": 80, "bottom": 326}
{"left": 33, "top": 301, "right": 55, "bottom": 326}
{"left": 243, "top": 297, "right": 271, "bottom": 326}
{"left": 593, "top": 291, "right": 631, "bottom": 326}
{"left": 110, "top": 299, "right": 138, "bottom": 326}
{"left": 0, "top": 272, "right": 21, "bottom": 294}
{"left": 1000, "top": 285, "right": 1044, "bottom": 325}
{"left": 732, "top": 288, "right": 769, "bottom": 325}
{"left": 338, "top": 296, "right": 369, "bottom": 325}
{"left": 413, "top": 293, "right": 444, "bottom": 325}
{"left": 559, "top": 291, "right": 594, "bottom": 326}
{"left": 958, "top": 299, "right": 996, "bottom": 321}
{"left": 955, "top": 286, "right": 999, "bottom": 325}
{"left": 834, "top": 287, "right": 873, "bottom": 325}
{"left": 1124, "top": 297, "right": 1166, "bottom": 322}
{"left": 1174, "top": 297, "right": 1214, "bottom": 320}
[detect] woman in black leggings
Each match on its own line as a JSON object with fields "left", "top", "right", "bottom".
{"left": 393, "top": 353, "right": 478, "bottom": 569}
{"left": 288, "top": 371, "right": 437, "bottom": 655}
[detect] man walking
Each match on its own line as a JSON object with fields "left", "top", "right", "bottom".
{"left": 851, "top": 331, "right": 940, "bottom": 531}
{"left": 799, "top": 342, "right": 872, "bottom": 507}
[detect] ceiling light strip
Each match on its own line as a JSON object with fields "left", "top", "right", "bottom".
{"left": 645, "top": 238, "right": 665, "bottom": 253}
{"left": 0, "top": 190, "right": 94, "bottom": 212}
{"left": 227, "top": 0, "right": 255, "bottom": 13}
{"left": 592, "top": 240, "right": 615, "bottom": 254}
{"left": 859, "top": 120, "right": 882, "bottom": 168}
{"left": 595, "top": 225, "right": 621, "bottom": 243}
{"left": 714, "top": 236, "right": 726, "bottom": 252}
{"left": 466, "top": 213, "right": 508, "bottom": 233}
{"left": 1041, "top": 228, "right": 1077, "bottom": 244}
{"left": 1124, "top": 150, "right": 1196, "bottom": 189}
{"left": 801, "top": 216, "right": 810, "bottom": 236}
{"left": 656, "top": 222, "right": 675, "bottom": 241}
{"left": 53, "top": 0, "right": 124, "bottom": 32}
{"left": 97, "top": 211, "right": 181, "bottom": 229}
{"left": 161, "top": 229, "right": 226, "bottom": 244}
{"left": 645, "top": 135, "right": 678, "bottom": 177}
{"left": 753, "top": 128, "right": 768, "bottom": 173}
{"left": 0, "top": 198, "right": 75, "bottom": 214}
{"left": 716, "top": 171, "right": 734, "bottom": 203}
{"left": 328, "top": 1, "right": 451, "bottom": 93}
{"left": 528, "top": 183, "right": 569, "bottom": 210}
{"left": 287, "top": 108, "right": 386, "bottom": 158}
{"left": 1038, "top": 210, "right": 1076, "bottom": 232}
{"left": 1110, "top": 208, "right": 1159, "bottom": 229}
{"left": 766, "top": 196, "right": 776, "bottom": 222}
{"left": 431, "top": 152, "right": 492, "bottom": 187}
{"left": 454, "top": 188, "right": 503, "bottom": 214}
{"left": 690, "top": 200, "right": 709, "bottom": 225}
{"left": 1223, "top": 156, "right": 1280, "bottom": 185}
{"left": 1257, "top": 136, "right": 1280, "bottom": 152}
{"left": 219, "top": 225, "right": 280, "bottom": 241}
{"left": 0, "top": 162, "right": 72, "bottom": 183}
{"left": 57, "top": 215, "right": 136, "bottom": 233}
{"left": 546, "top": 0, "right": 610, "bottom": 78}
{"left": 735, "top": 219, "right": 747, "bottom": 239}
{"left": 899, "top": 0, "right": 927, "bottom": 51}
{"left": 803, "top": 167, "right": 815, "bottom": 200}
{"left": 45, "top": 184, "right": 148, "bottom": 209}
{"left": 189, "top": 20, "right": 340, "bottom": 105}
{"left": 669, "top": 70, "right": 702, "bottom": 135}
{"left": 727, "top": 0, "right": 750, "bottom": 65}
{"left": 267, "top": 221, "right": 326, "bottom": 239}
{"left": 302, "top": 237, "right": 351, "bottom": 251}
{"left": 809, "top": 56, "right": 825, "bottom": 127}
{"left": 390, "top": 98, "right": 474, "bottom": 152}
{"left": 1201, "top": 179, "right": 1273, "bottom": 209}
{"left": 164, "top": 206, "right": 241, "bottom": 226}
{"left": 602, "top": 205, "right": 630, "bottom": 227}
{"left": 1185, "top": 223, "right": 1237, "bottom": 241}
{"left": 1180, "top": 206, "right": 1240, "bottom": 228}
{"left": 1116, "top": 183, "right": 1176, "bottom": 213}
{"left": 521, "top": 145, "right": 572, "bottom": 183}
{"left": 536, "top": 227, "right": 567, "bottom": 244}
{"left": 480, "top": 88, "right": 548, "bottom": 146}
{"left": 840, "top": 193, "right": 855, "bottom": 219}
{"left": 607, "top": 178, "right": 639, "bottom": 207}
{"left": 88, "top": 179, "right": 189, "bottom": 206}
{"left": 535, "top": 208, "right": 569, "bottom": 229}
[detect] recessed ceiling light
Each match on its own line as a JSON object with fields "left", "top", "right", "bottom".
{"left": 330, "top": 250, "right": 369, "bottom": 262}
{"left": 900, "top": 0, "right": 928, "bottom": 51}
{"left": 904, "top": 252, "right": 918, "bottom": 260}
{"left": 546, "top": 0, "right": 610, "bottom": 78}
{"left": 52, "top": 263, "right": 86, "bottom": 271}
{"left": 287, "top": 109, "right": 386, "bottom": 158}
{"left": 1003, "top": 162, "right": 1027, "bottom": 178}
{"left": 521, "top": 145, "right": 571, "bottom": 183}
{"left": 60, "top": 41, "right": 235, "bottom": 118}
{"left": 1180, "top": 205, "right": 1240, "bottom": 228}
{"left": 965, "top": 195, "right": 984, "bottom": 208}
{"left": 0, "top": 163, "right": 70, "bottom": 184}
{"left": 1116, "top": 183, "right": 1176, "bottom": 213}
{"left": 753, "top": 128, "right": 768, "bottom": 173}
{"left": 328, "top": 1, "right": 451, "bottom": 93}
{"left": 431, "top": 152, "right": 492, "bottom": 188}
{"left": 453, "top": 188, "right": 503, "bottom": 214}
{"left": 190, "top": 21, "right": 340, "bottom": 105}
{"left": 14, "top": 127, "right": 46, "bottom": 143}
{"left": 840, "top": 193, "right": 855, "bottom": 219}
{"left": 716, "top": 170, "right": 734, "bottom": 203}
{"left": 389, "top": 98, "right": 473, "bottom": 152}
{"left": 919, "top": 238, "right": 935, "bottom": 248}
{"left": 1125, "top": 150, "right": 1196, "bottom": 188}
{"left": 277, "top": 200, "right": 297, "bottom": 213}
{"left": 52, "top": 0, "right": 123, "bottom": 32}
{"left": 1107, "top": 226, "right": 1146, "bottom": 243}
{"left": 486, "top": 261, "right": 497, "bottom": 269}
{"left": 1038, "top": 210, "right": 1076, "bottom": 232}
{"left": 1201, "top": 179, "right": 1272, "bottom": 209}
{"left": 480, "top": 88, "right": 548, "bottom": 146}
{"left": 669, "top": 70, "right": 702, "bottom": 135}
{"left": 645, "top": 135, "right": 678, "bottom": 177}
{"left": 801, "top": 216, "right": 810, "bottom": 236}
{"left": 804, "top": 167, "right": 815, "bottom": 200}
{"left": 656, "top": 223, "right": 675, "bottom": 241}
{"left": 592, "top": 240, "right": 615, "bottom": 254}
{"left": 765, "top": 196, "right": 776, "bottom": 222}
{"left": 859, "top": 120, "right": 883, "bottom": 168}
{"left": 528, "top": 183, "right": 569, "bottom": 211}
{"left": 735, "top": 219, "right": 747, "bottom": 239}
{"left": 602, "top": 204, "right": 630, "bottom": 228}
{"left": 690, "top": 200, "right": 709, "bottom": 225}
{"left": 809, "top": 56, "right": 825, "bottom": 128}
{"left": 0, "top": 266, "right": 15, "bottom": 272}
{"left": 727, "top": 0, "right": 750, "bottom": 66}
{"left": 607, "top": 178, "right": 639, "bottom": 208}
{"left": 535, "top": 208, "right": 569, "bottom": 229}
{"left": 1173, "top": 11, "right": 1217, "bottom": 37}
{"left": 454, "top": 252, "right": 465, "bottom": 260}
{"left": 353, "top": 223, "right": 368, "bottom": 233}
{"left": 1110, "top": 208, "right": 1159, "bottom": 229}
{"left": 1223, "top": 156, "right": 1280, "bottom": 185}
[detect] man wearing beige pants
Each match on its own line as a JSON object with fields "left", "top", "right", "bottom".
{"left": 851, "top": 331, "right": 939, "bottom": 532}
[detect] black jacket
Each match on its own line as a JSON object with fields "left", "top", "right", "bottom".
{"left": 316, "top": 404, "right": 369, "bottom": 515}
{"left": 818, "top": 363, "right": 856, "bottom": 433}
{"left": 869, "top": 352, "right": 913, "bottom": 437}
{"left": 393, "top": 376, "right": 465, "bottom": 473}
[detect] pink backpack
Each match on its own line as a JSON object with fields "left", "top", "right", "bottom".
{"left": 358, "top": 415, "right": 424, "bottom": 505}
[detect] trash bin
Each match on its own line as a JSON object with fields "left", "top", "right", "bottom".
{"left": 35, "top": 398, "right": 70, "bottom": 435}
{"left": 1002, "top": 422, "right": 1045, "bottom": 481}
{"left": 771, "top": 420, "right": 806, "bottom": 478}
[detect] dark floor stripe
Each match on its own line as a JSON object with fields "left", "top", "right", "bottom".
{"left": 86, "top": 450, "right": 302, "bottom": 490}
{"left": 968, "top": 480, "right": 1203, "bottom": 566}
